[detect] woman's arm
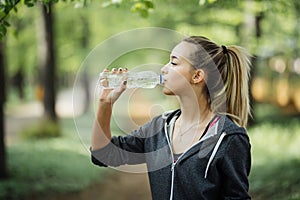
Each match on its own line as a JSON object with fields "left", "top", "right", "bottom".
{"left": 91, "top": 100, "right": 113, "bottom": 150}
{"left": 91, "top": 84, "right": 147, "bottom": 166}
{"left": 91, "top": 68, "right": 127, "bottom": 151}
{"left": 91, "top": 69, "right": 148, "bottom": 167}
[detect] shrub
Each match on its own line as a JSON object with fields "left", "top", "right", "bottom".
{"left": 20, "top": 120, "right": 61, "bottom": 140}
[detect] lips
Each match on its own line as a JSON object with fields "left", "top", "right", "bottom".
{"left": 162, "top": 76, "right": 167, "bottom": 83}
{"left": 162, "top": 78, "right": 167, "bottom": 85}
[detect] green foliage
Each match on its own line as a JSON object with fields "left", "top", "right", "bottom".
{"left": 0, "top": 0, "right": 63, "bottom": 40}
{"left": 0, "top": 20, "right": 9, "bottom": 39}
{"left": 250, "top": 159, "right": 300, "bottom": 200}
{"left": 248, "top": 117, "right": 300, "bottom": 199}
{"left": 20, "top": 120, "right": 61, "bottom": 140}
{"left": 102, "top": 0, "right": 154, "bottom": 18}
{"left": 0, "top": 0, "right": 155, "bottom": 40}
{"left": 0, "top": 118, "right": 105, "bottom": 199}
{"left": 131, "top": 0, "right": 154, "bottom": 18}
{"left": 24, "top": 0, "right": 35, "bottom": 7}
{"left": 199, "top": 0, "right": 217, "bottom": 5}
{"left": 0, "top": 0, "right": 19, "bottom": 40}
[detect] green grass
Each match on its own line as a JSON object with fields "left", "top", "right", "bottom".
{"left": 250, "top": 159, "right": 300, "bottom": 200}
{"left": 248, "top": 117, "right": 300, "bottom": 200}
{"left": 0, "top": 118, "right": 106, "bottom": 200}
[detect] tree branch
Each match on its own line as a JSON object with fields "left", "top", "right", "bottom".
{"left": 0, "top": 0, "right": 21, "bottom": 23}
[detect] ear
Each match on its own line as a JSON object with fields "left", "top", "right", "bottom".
{"left": 192, "top": 69, "right": 205, "bottom": 84}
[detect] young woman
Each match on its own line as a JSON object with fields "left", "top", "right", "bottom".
{"left": 91, "top": 36, "right": 252, "bottom": 200}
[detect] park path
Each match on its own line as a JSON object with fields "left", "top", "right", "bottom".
{"left": 5, "top": 89, "right": 152, "bottom": 200}
{"left": 36, "top": 171, "right": 151, "bottom": 200}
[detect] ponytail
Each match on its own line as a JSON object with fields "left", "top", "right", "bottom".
{"left": 225, "top": 46, "right": 251, "bottom": 127}
{"left": 183, "top": 36, "right": 252, "bottom": 127}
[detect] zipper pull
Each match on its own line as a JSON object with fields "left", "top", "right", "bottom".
{"left": 171, "top": 163, "right": 175, "bottom": 172}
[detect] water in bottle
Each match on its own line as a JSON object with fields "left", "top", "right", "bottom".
{"left": 99, "top": 70, "right": 162, "bottom": 89}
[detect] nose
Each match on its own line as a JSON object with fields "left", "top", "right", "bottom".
{"left": 161, "top": 63, "right": 168, "bottom": 75}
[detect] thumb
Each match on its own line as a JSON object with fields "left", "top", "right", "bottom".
{"left": 110, "top": 80, "right": 127, "bottom": 104}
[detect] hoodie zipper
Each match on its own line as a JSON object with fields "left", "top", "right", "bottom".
{"left": 164, "top": 117, "right": 175, "bottom": 200}
{"left": 164, "top": 115, "right": 222, "bottom": 200}
{"left": 165, "top": 117, "right": 205, "bottom": 200}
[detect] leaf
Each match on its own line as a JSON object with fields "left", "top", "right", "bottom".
{"left": 13, "top": 4, "right": 18, "bottom": 11}
{"left": 199, "top": 0, "right": 217, "bottom": 5}
{"left": 27, "top": 2, "right": 34, "bottom": 7}
{"left": 208, "top": 0, "right": 217, "bottom": 3}
{"left": 24, "top": 0, "right": 35, "bottom": 7}
{"left": 131, "top": 1, "right": 153, "bottom": 18}
{"left": 144, "top": 0, "right": 154, "bottom": 9}
{"left": 3, "top": 20, "right": 10, "bottom": 27}
{"left": 132, "top": 2, "right": 144, "bottom": 11}
{"left": 0, "top": 24, "right": 7, "bottom": 37}
{"left": 0, "top": 12, "right": 5, "bottom": 19}
{"left": 139, "top": 9, "right": 148, "bottom": 18}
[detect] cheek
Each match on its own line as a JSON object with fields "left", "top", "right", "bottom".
{"left": 172, "top": 68, "right": 192, "bottom": 84}
{"left": 165, "top": 69, "right": 193, "bottom": 92}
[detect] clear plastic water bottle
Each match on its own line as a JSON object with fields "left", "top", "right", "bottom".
{"left": 99, "top": 71, "right": 162, "bottom": 89}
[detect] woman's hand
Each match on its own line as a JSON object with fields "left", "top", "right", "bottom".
{"left": 92, "top": 67, "right": 128, "bottom": 150}
{"left": 99, "top": 68, "right": 127, "bottom": 105}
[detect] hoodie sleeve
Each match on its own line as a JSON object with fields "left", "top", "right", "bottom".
{"left": 220, "top": 134, "right": 251, "bottom": 200}
{"left": 91, "top": 127, "right": 146, "bottom": 167}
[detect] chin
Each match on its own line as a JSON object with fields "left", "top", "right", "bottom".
{"left": 162, "top": 87, "right": 175, "bottom": 95}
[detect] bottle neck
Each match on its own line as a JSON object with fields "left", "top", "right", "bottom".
{"left": 158, "top": 74, "right": 162, "bottom": 85}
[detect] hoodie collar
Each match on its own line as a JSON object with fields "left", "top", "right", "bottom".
{"left": 164, "top": 110, "right": 247, "bottom": 138}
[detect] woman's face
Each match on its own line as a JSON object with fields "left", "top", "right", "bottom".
{"left": 161, "top": 41, "right": 198, "bottom": 96}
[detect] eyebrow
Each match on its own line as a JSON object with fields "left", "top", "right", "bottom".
{"left": 171, "top": 55, "right": 179, "bottom": 59}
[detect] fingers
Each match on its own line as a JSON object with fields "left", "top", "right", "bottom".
{"left": 120, "top": 80, "right": 127, "bottom": 90}
{"left": 103, "top": 67, "right": 127, "bottom": 74}
{"left": 99, "top": 67, "right": 128, "bottom": 89}
{"left": 100, "top": 79, "right": 109, "bottom": 88}
{"left": 111, "top": 68, "right": 117, "bottom": 74}
{"left": 114, "top": 67, "right": 125, "bottom": 74}
{"left": 99, "top": 69, "right": 109, "bottom": 88}
{"left": 118, "top": 68, "right": 123, "bottom": 73}
{"left": 98, "top": 67, "right": 128, "bottom": 104}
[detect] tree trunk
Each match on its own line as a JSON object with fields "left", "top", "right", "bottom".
{"left": 38, "top": 3, "right": 57, "bottom": 122}
{"left": 0, "top": 42, "right": 8, "bottom": 179}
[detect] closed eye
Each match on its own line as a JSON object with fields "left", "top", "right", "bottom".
{"left": 170, "top": 55, "right": 179, "bottom": 66}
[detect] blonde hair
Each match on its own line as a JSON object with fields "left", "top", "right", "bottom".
{"left": 183, "top": 36, "right": 252, "bottom": 127}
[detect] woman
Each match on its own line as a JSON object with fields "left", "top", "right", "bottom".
{"left": 91, "top": 36, "right": 252, "bottom": 199}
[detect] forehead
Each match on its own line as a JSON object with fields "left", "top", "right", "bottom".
{"left": 171, "top": 41, "right": 199, "bottom": 64}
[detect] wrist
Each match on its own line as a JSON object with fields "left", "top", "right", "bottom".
{"left": 97, "top": 101, "right": 112, "bottom": 116}
{"left": 98, "top": 98, "right": 113, "bottom": 106}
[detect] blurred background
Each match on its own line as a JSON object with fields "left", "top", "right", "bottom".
{"left": 0, "top": 0, "right": 300, "bottom": 199}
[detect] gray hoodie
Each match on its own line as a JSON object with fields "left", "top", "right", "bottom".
{"left": 91, "top": 110, "right": 251, "bottom": 200}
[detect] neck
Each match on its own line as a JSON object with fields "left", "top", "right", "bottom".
{"left": 177, "top": 92, "right": 213, "bottom": 125}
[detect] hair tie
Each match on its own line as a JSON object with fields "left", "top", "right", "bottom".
{"left": 221, "top": 45, "right": 228, "bottom": 54}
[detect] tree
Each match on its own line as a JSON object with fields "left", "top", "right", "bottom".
{"left": 0, "top": 41, "right": 7, "bottom": 179}
{"left": 0, "top": 0, "right": 157, "bottom": 179}
{"left": 38, "top": 2, "right": 57, "bottom": 121}
{"left": 0, "top": 0, "right": 59, "bottom": 179}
